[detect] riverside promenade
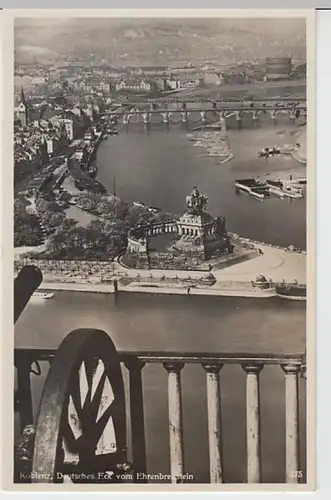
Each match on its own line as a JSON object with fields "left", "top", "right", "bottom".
{"left": 22, "top": 242, "right": 306, "bottom": 298}
{"left": 213, "top": 242, "right": 306, "bottom": 284}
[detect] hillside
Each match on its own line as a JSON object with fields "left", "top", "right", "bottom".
{"left": 14, "top": 17, "right": 306, "bottom": 66}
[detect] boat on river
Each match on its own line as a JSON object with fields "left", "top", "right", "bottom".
{"left": 283, "top": 178, "right": 307, "bottom": 189}
{"left": 148, "top": 206, "right": 161, "bottom": 214}
{"left": 257, "top": 147, "right": 281, "bottom": 158}
{"left": 294, "top": 177, "right": 307, "bottom": 185}
{"left": 31, "top": 291, "right": 54, "bottom": 301}
{"left": 235, "top": 178, "right": 270, "bottom": 199}
{"left": 276, "top": 283, "right": 306, "bottom": 300}
{"left": 266, "top": 182, "right": 303, "bottom": 199}
{"left": 133, "top": 201, "right": 145, "bottom": 208}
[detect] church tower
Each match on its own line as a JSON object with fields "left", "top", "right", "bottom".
{"left": 16, "top": 87, "right": 29, "bottom": 128}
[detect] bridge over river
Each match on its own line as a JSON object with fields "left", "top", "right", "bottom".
{"left": 106, "top": 98, "right": 306, "bottom": 125}
{"left": 116, "top": 96, "right": 306, "bottom": 105}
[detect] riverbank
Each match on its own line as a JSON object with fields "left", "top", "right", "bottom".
{"left": 40, "top": 277, "right": 277, "bottom": 298}
{"left": 39, "top": 276, "right": 305, "bottom": 300}
{"left": 21, "top": 235, "right": 305, "bottom": 299}
{"left": 16, "top": 228, "right": 306, "bottom": 299}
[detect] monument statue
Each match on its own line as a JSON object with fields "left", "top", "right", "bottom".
{"left": 186, "top": 186, "right": 208, "bottom": 214}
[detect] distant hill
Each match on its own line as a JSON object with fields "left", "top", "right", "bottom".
{"left": 14, "top": 17, "right": 306, "bottom": 66}
{"left": 15, "top": 45, "right": 61, "bottom": 65}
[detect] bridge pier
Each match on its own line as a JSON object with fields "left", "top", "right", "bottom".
{"left": 235, "top": 111, "right": 242, "bottom": 129}
{"left": 252, "top": 110, "right": 259, "bottom": 125}
{"left": 142, "top": 112, "right": 150, "bottom": 124}
{"left": 161, "top": 111, "right": 171, "bottom": 124}
{"left": 289, "top": 108, "right": 296, "bottom": 124}
{"left": 270, "top": 109, "right": 277, "bottom": 125}
{"left": 181, "top": 111, "right": 189, "bottom": 123}
{"left": 123, "top": 113, "right": 132, "bottom": 125}
{"left": 218, "top": 111, "right": 226, "bottom": 131}
{"left": 200, "top": 110, "right": 207, "bottom": 124}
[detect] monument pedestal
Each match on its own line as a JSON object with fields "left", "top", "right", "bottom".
{"left": 175, "top": 201, "right": 232, "bottom": 261}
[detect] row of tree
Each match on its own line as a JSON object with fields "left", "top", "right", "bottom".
{"left": 14, "top": 198, "right": 44, "bottom": 247}
{"left": 15, "top": 188, "right": 175, "bottom": 260}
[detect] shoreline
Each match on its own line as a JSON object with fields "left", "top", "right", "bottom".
{"left": 41, "top": 280, "right": 274, "bottom": 298}
{"left": 16, "top": 235, "right": 306, "bottom": 300}
{"left": 40, "top": 279, "right": 305, "bottom": 301}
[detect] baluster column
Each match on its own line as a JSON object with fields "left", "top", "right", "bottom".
{"left": 163, "top": 362, "right": 185, "bottom": 482}
{"left": 282, "top": 364, "right": 301, "bottom": 483}
{"left": 124, "top": 358, "right": 147, "bottom": 482}
{"left": 242, "top": 363, "right": 263, "bottom": 483}
{"left": 202, "top": 363, "right": 224, "bottom": 483}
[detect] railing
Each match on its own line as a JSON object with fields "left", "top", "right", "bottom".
{"left": 14, "top": 348, "right": 305, "bottom": 484}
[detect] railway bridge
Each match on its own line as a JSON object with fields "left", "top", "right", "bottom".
{"left": 118, "top": 96, "right": 306, "bottom": 105}
{"left": 107, "top": 99, "right": 306, "bottom": 126}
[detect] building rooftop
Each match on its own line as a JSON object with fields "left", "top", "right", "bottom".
{"left": 179, "top": 211, "right": 214, "bottom": 225}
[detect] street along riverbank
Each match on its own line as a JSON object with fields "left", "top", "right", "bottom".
{"left": 16, "top": 236, "right": 306, "bottom": 300}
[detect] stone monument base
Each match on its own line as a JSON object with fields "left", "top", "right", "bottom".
{"left": 170, "top": 235, "right": 206, "bottom": 260}
{"left": 170, "top": 233, "right": 233, "bottom": 261}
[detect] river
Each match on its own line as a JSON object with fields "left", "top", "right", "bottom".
{"left": 96, "top": 112, "right": 306, "bottom": 250}
{"left": 15, "top": 292, "right": 306, "bottom": 483}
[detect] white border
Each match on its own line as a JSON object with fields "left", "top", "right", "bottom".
{"left": 0, "top": 7, "right": 327, "bottom": 499}
{"left": 314, "top": 8, "right": 331, "bottom": 500}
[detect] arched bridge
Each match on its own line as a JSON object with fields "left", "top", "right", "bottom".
{"left": 107, "top": 99, "right": 306, "bottom": 125}
{"left": 116, "top": 96, "right": 306, "bottom": 105}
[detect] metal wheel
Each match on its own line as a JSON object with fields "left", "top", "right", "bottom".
{"left": 31, "top": 329, "right": 128, "bottom": 483}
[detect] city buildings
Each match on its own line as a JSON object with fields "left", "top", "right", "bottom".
{"left": 265, "top": 57, "right": 293, "bottom": 81}
{"left": 115, "top": 78, "right": 152, "bottom": 93}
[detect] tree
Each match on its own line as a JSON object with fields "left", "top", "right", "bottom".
{"left": 62, "top": 218, "right": 79, "bottom": 231}
{"left": 44, "top": 213, "right": 129, "bottom": 260}
{"left": 14, "top": 199, "right": 43, "bottom": 247}
{"left": 39, "top": 211, "right": 65, "bottom": 233}
{"left": 37, "top": 198, "right": 65, "bottom": 214}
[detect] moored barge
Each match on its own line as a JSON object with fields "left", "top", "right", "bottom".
{"left": 276, "top": 283, "right": 306, "bottom": 300}
{"left": 234, "top": 178, "right": 270, "bottom": 199}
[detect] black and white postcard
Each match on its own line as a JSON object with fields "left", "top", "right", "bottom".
{"left": 1, "top": 8, "right": 315, "bottom": 492}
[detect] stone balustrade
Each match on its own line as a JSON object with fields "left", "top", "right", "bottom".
{"left": 14, "top": 348, "right": 306, "bottom": 484}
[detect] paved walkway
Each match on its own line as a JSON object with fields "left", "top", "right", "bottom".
{"left": 37, "top": 243, "right": 306, "bottom": 298}
{"left": 42, "top": 276, "right": 278, "bottom": 298}
{"left": 213, "top": 243, "right": 306, "bottom": 284}
{"left": 114, "top": 244, "right": 306, "bottom": 284}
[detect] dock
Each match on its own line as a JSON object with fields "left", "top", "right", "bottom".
{"left": 234, "top": 178, "right": 269, "bottom": 199}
